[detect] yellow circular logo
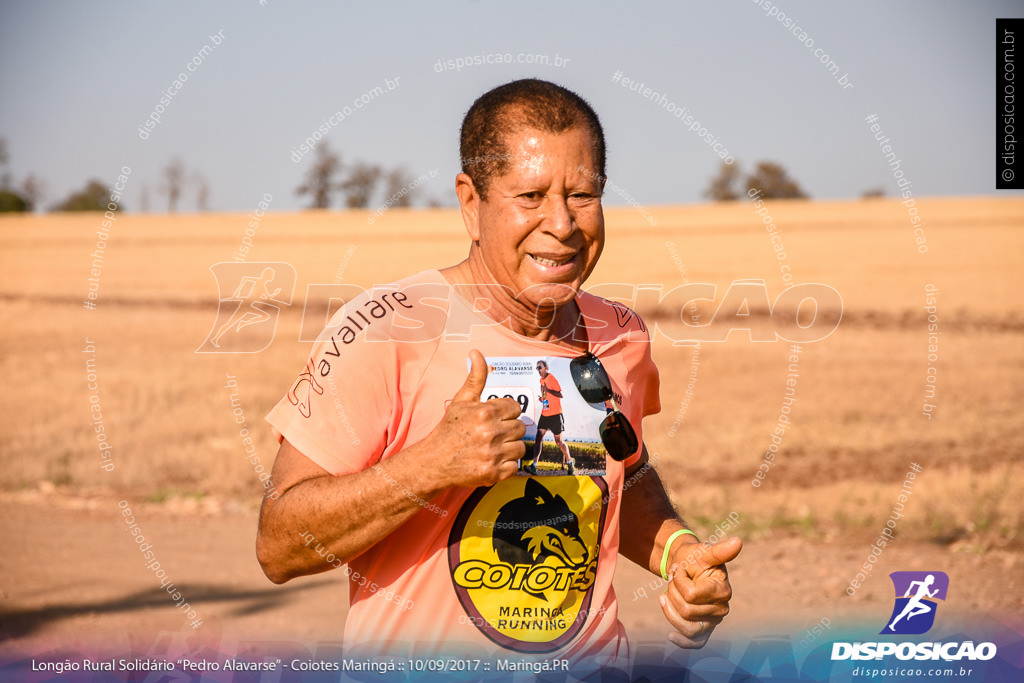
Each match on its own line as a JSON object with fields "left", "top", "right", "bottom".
{"left": 448, "top": 476, "right": 608, "bottom": 653}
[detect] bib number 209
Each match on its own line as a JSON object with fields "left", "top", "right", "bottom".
{"left": 487, "top": 393, "right": 529, "bottom": 414}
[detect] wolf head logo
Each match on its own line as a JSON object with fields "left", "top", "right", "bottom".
{"left": 448, "top": 474, "right": 608, "bottom": 652}
{"left": 493, "top": 478, "right": 589, "bottom": 587}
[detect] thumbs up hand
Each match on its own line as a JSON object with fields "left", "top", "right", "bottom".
{"left": 426, "top": 350, "right": 526, "bottom": 489}
{"left": 659, "top": 536, "right": 742, "bottom": 648}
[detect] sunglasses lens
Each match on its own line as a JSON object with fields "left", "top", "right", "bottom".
{"left": 570, "top": 352, "right": 638, "bottom": 461}
{"left": 600, "top": 411, "right": 639, "bottom": 461}
{"left": 570, "top": 353, "right": 612, "bottom": 404}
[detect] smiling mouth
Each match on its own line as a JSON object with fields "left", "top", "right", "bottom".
{"left": 529, "top": 253, "right": 575, "bottom": 268}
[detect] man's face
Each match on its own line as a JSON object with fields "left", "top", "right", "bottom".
{"left": 464, "top": 125, "right": 605, "bottom": 316}
{"left": 537, "top": 363, "right": 548, "bottom": 378}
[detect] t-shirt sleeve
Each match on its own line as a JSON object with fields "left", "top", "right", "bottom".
{"left": 640, "top": 330, "right": 661, "bottom": 420}
{"left": 549, "top": 375, "right": 562, "bottom": 392}
{"left": 265, "top": 299, "right": 397, "bottom": 476}
{"left": 623, "top": 315, "right": 661, "bottom": 470}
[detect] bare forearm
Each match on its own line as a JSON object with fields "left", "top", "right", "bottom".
{"left": 256, "top": 443, "right": 446, "bottom": 583}
{"left": 257, "top": 356, "right": 526, "bottom": 584}
{"left": 618, "top": 457, "right": 692, "bottom": 575}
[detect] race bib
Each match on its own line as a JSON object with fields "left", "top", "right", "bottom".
{"left": 480, "top": 356, "right": 610, "bottom": 477}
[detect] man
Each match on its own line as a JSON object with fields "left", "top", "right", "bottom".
{"left": 524, "top": 359, "right": 574, "bottom": 475}
{"left": 257, "top": 79, "right": 741, "bottom": 675}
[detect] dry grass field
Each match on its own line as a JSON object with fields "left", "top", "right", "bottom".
{"left": 1, "top": 196, "right": 1022, "bottom": 653}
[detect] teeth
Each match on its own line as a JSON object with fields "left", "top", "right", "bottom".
{"left": 532, "top": 254, "right": 570, "bottom": 267}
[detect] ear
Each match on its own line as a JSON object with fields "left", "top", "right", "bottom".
{"left": 456, "top": 172, "right": 482, "bottom": 242}
{"left": 524, "top": 478, "right": 552, "bottom": 503}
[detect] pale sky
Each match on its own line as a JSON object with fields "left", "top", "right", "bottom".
{"left": 1, "top": 0, "right": 1020, "bottom": 212}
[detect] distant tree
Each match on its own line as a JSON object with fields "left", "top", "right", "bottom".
{"left": 703, "top": 161, "right": 742, "bottom": 201}
{"left": 430, "top": 189, "right": 460, "bottom": 208}
{"left": 296, "top": 144, "right": 342, "bottom": 209}
{"left": 340, "top": 161, "right": 382, "bottom": 208}
{"left": 161, "top": 158, "right": 186, "bottom": 212}
{"left": 54, "top": 179, "right": 115, "bottom": 211}
{"left": 0, "top": 138, "right": 10, "bottom": 189}
{"left": 382, "top": 167, "right": 416, "bottom": 208}
{"left": 744, "top": 161, "right": 808, "bottom": 199}
{"left": 20, "top": 174, "right": 45, "bottom": 212}
{"left": 0, "top": 190, "right": 27, "bottom": 212}
{"left": 192, "top": 171, "right": 210, "bottom": 211}
{"left": 861, "top": 186, "right": 885, "bottom": 199}
{"left": 0, "top": 142, "right": 45, "bottom": 212}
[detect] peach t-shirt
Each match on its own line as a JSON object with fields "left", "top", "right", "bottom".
{"left": 539, "top": 373, "right": 563, "bottom": 417}
{"left": 266, "top": 269, "right": 660, "bottom": 669}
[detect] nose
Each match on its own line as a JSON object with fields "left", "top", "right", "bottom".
{"left": 544, "top": 194, "right": 575, "bottom": 241}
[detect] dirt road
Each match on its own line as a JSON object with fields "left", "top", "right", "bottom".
{"left": 2, "top": 489, "right": 1020, "bottom": 661}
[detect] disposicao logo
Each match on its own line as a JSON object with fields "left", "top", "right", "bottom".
{"left": 197, "top": 262, "right": 295, "bottom": 353}
{"left": 831, "top": 570, "right": 998, "bottom": 662}
{"left": 880, "top": 571, "right": 948, "bottom": 635}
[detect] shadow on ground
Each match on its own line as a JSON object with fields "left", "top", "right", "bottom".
{"left": 0, "top": 579, "right": 335, "bottom": 641}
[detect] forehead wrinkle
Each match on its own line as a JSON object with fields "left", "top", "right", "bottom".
{"left": 502, "top": 136, "right": 596, "bottom": 192}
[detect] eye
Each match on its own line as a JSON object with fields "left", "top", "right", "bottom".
{"left": 516, "top": 191, "right": 543, "bottom": 209}
{"left": 569, "top": 192, "right": 598, "bottom": 204}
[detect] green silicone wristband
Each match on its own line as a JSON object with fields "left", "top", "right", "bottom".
{"left": 661, "top": 529, "right": 699, "bottom": 580}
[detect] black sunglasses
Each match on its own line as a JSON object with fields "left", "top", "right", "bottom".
{"left": 568, "top": 352, "right": 639, "bottom": 462}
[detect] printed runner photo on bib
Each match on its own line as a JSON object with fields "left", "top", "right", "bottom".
{"left": 479, "top": 356, "right": 610, "bottom": 477}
